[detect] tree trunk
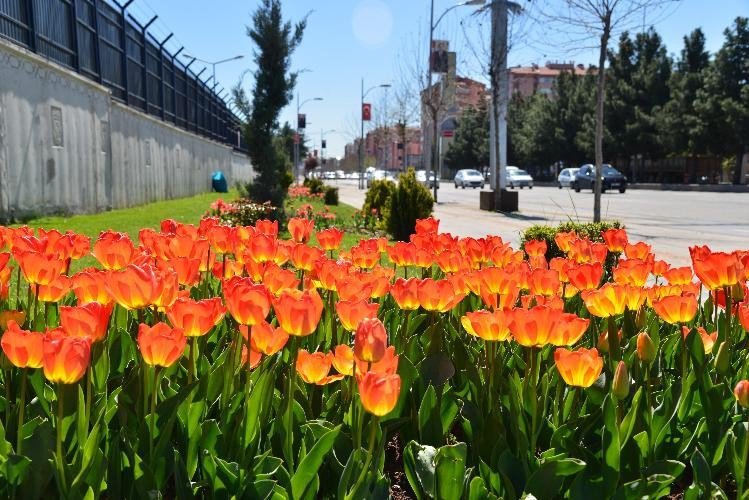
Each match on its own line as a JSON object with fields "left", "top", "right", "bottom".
{"left": 594, "top": 18, "right": 611, "bottom": 222}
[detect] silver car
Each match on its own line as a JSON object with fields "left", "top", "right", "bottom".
{"left": 557, "top": 167, "right": 579, "bottom": 188}
{"left": 507, "top": 167, "right": 533, "bottom": 189}
{"left": 454, "top": 169, "right": 485, "bottom": 189}
{"left": 416, "top": 170, "right": 439, "bottom": 188}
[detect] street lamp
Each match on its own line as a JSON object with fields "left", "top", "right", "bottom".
{"left": 426, "top": 0, "right": 485, "bottom": 203}
{"left": 181, "top": 53, "right": 244, "bottom": 91}
{"left": 359, "top": 81, "right": 391, "bottom": 189}
{"left": 296, "top": 95, "right": 323, "bottom": 180}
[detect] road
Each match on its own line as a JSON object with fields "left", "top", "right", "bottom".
{"left": 332, "top": 180, "right": 749, "bottom": 267}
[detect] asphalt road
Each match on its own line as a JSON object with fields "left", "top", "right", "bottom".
{"left": 333, "top": 180, "right": 749, "bottom": 267}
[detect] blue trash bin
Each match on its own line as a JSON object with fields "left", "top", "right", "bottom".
{"left": 212, "top": 171, "right": 228, "bottom": 193}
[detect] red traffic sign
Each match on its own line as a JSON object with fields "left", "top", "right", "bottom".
{"left": 442, "top": 130, "right": 454, "bottom": 138}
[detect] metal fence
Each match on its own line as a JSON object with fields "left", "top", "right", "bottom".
{"left": 0, "top": 0, "right": 246, "bottom": 151}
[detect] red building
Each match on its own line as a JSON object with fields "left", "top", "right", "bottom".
{"left": 509, "top": 62, "right": 589, "bottom": 98}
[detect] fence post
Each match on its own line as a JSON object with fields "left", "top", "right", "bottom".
{"left": 158, "top": 33, "right": 173, "bottom": 120}
{"left": 25, "top": 0, "right": 37, "bottom": 52}
{"left": 118, "top": 1, "right": 134, "bottom": 105}
{"left": 171, "top": 47, "right": 183, "bottom": 125}
{"left": 92, "top": 0, "right": 103, "bottom": 83}
{"left": 69, "top": 0, "right": 81, "bottom": 71}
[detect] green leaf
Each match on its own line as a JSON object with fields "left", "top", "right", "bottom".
{"left": 525, "top": 458, "right": 586, "bottom": 500}
{"left": 0, "top": 454, "right": 31, "bottom": 485}
{"left": 186, "top": 399, "right": 206, "bottom": 479}
{"left": 469, "top": 476, "right": 499, "bottom": 500}
{"left": 618, "top": 387, "right": 641, "bottom": 447}
{"left": 337, "top": 448, "right": 366, "bottom": 500}
{"left": 691, "top": 449, "right": 711, "bottom": 494}
{"left": 602, "top": 395, "right": 620, "bottom": 497}
{"left": 421, "top": 352, "right": 455, "bottom": 388}
{"left": 435, "top": 443, "right": 467, "bottom": 500}
{"left": 290, "top": 424, "right": 341, "bottom": 500}
{"left": 403, "top": 440, "right": 437, "bottom": 500}
{"left": 418, "top": 385, "right": 442, "bottom": 446}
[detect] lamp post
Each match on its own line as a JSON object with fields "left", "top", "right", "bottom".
{"left": 359, "top": 80, "right": 391, "bottom": 189}
{"left": 181, "top": 53, "right": 244, "bottom": 91}
{"left": 296, "top": 95, "right": 323, "bottom": 181}
{"left": 427, "top": 0, "right": 485, "bottom": 203}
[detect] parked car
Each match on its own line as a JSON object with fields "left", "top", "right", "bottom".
{"left": 322, "top": 171, "right": 336, "bottom": 179}
{"left": 366, "top": 169, "right": 396, "bottom": 188}
{"left": 335, "top": 170, "right": 345, "bottom": 179}
{"left": 416, "top": 170, "right": 439, "bottom": 188}
{"left": 454, "top": 169, "right": 485, "bottom": 189}
{"left": 557, "top": 167, "right": 579, "bottom": 188}
{"left": 572, "top": 164, "right": 627, "bottom": 193}
{"left": 506, "top": 166, "right": 534, "bottom": 189}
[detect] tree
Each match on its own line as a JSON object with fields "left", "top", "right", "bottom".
{"left": 542, "top": 0, "right": 678, "bottom": 222}
{"left": 696, "top": 17, "right": 749, "bottom": 184}
{"left": 279, "top": 122, "right": 308, "bottom": 165}
{"left": 443, "top": 105, "right": 489, "bottom": 174}
{"left": 243, "top": 0, "right": 306, "bottom": 211}
{"left": 658, "top": 29, "right": 711, "bottom": 159}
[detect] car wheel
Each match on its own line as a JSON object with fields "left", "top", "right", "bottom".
{"left": 558, "top": 183, "right": 562, "bottom": 189}
{"left": 601, "top": 187, "right": 606, "bottom": 193}
{"left": 574, "top": 183, "right": 580, "bottom": 193}
{"left": 529, "top": 185, "right": 533, "bottom": 189}
{"left": 619, "top": 187, "right": 626, "bottom": 193}
{"left": 454, "top": 182, "right": 458, "bottom": 189}
{"left": 461, "top": 184, "right": 465, "bottom": 189}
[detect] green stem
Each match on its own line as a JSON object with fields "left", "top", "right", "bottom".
{"left": 529, "top": 347, "right": 538, "bottom": 457}
{"left": 85, "top": 366, "right": 92, "bottom": 431}
{"left": 286, "top": 337, "right": 298, "bottom": 473}
{"left": 13, "top": 266, "right": 21, "bottom": 309}
{"left": 56, "top": 385, "right": 67, "bottom": 495}
{"left": 400, "top": 310, "right": 411, "bottom": 352}
{"left": 725, "top": 286, "right": 733, "bottom": 345}
{"left": 346, "top": 416, "right": 379, "bottom": 500}
{"left": 149, "top": 366, "right": 159, "bottom": 462}
{"left": 16, "top": 368, "right": 26, "bottom": 455}
{"left": 189, "top": 336, "right": 197, "bottom": 384}
{"left": 607, "top": 316, "right": 621, "bottom": 370}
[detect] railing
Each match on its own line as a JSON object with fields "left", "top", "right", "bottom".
{"left": 0, "top": 0, "right": 247, "bottom": 152}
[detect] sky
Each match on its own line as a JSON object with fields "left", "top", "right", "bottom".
{"left": 130, "top": 0, "right": 748, "bottom": 158}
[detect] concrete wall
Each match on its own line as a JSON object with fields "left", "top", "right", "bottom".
{"left": 0, "top": 38, "right": 253, "bottom": 218}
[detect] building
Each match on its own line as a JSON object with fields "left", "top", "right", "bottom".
{"left": 509, "top": 62, "right": 589, "bottom": 98}
{"left": 343, "top": 127, "right": 422, "bottom": 172}
{"left": 421, "top": 51, "right": 489, "bottom": 179}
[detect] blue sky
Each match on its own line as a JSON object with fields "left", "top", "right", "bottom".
{"left": 131, "top": 0, "right": 747, "bottom": 157}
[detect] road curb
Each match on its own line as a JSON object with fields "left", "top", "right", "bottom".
{"left": 532, "top": 181, "right": 749, "bottom": 192}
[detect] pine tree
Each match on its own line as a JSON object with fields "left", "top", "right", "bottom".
{"left": 244, "top": 0, "right": 306, "bottom": 211}
{"left": 443, "top": 105, "right": 489, "bottom": 175}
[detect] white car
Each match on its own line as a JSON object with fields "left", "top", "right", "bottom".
{"left": 454, "top": 169, "right": 485, "bottom": 189}
{"left": 416, "top": 170, "right": 439, "bottom": 188}
{"left": 506, "top": 166, "right": 533, "bottom": 189}
{"left": 557, "top": 167, "right": 579, "bottom": 188}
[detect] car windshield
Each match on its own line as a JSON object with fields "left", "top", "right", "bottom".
{"left": 465, "top": 170, "right": 481, "bottom": 176}
{"left": 603, "top": 167, "right": 621, "bottom": 175}
{"left": 514, "top": 170, "right": 529, "bottom": 176}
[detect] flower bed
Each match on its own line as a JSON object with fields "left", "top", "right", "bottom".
{"left": 0, "top": 217, "right": 748, "bottom": 498}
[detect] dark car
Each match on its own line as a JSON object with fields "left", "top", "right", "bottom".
{"left": 573, "top": 164, "right": 627, "bottom": 193}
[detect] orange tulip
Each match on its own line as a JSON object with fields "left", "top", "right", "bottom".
{"left": 527, "top": 268, "right": 561, "bottom": 297}
{"left": 358, "top": 372, "right": 401, "bottom": 416}
{"left": 316, "top": 228, "right": 344, "bottom": 251}
{"left": 549, "top": 313, "right": 590, "bottom": 346}
{"left": 273, "top": 288, "right": 324, "bottom": 336}
{"left": 602, "top": 228, "right": 628, "bottom": 253}
{"left": 212, "top": 258, "right": 244, "bottom": 280}
{"left": 313, "top": 259, "right": 347, "bottom": 291}
{"left": 739, "top": 302, "right": 749, "bottom": 332}
{"left": 0, "top": 311, "right": 26, "bottom": 331}
{"left": 14, "top": 251, "right": 66, "bottom": 286}
{"left": 524, "top": 239, "right": 547, "bottom": 258}
{"left": 92, "top": 230, "right": 135, "bottom": 270}
{"left": 255, "top": 219, "right": 279, "bottom": 237}
{"left": 435, "top": 250, "right": 469, "bottom": 274}
{"left": 581, "top": 283, "right": 628, "bottom": 317}
{"left": 241, "top": 344, "right": 263, "bottom": 369}
{"left": 107, "top": 264, "right": 161, "bottom": 310}
{"left": 336, "top": 275, "right": 374, "bottom": 302}
{"left": 510, "top": 305, "right": 564, "bottom": 347}
{"left": 613, "top": 259, "right": 652, "bottom": 287}
{"left": 152, "top": 268, "right": 180, "bottom": 311}
{"left": 246, "top": 234, "right": 278, "bottom": 264}
{"left": 623, "top": 284, "right": 647, "bottom": 312}
{"left": 681, "top": 326, "right": 717, "bottom": 354}
{"left": 0, "top": 252, "right": 10, "bottom": 274}
{"left": 358, "top": 345, "right": 399, "bottom": 376}
{"left": 415, "top": 217, "right": 439, "bottom": 235}
{"left": 288, "top": 217, "right": 314, "bottom": 244}
{"left": 157, "top": 257, "right": 202, "bottom": 287}
{"left": 290, "top": 243, "right": 324, "bottom": 272}
{"left": 350, "top": 243, "right": 380, "bottom": 270}
{"left": 735, "top": 380, "right": 749, "bottom": 408}
{"left": 223, "top": 277, "right": 272, "bottom": 326}
{"left": 137, "top": 322, "right": 186, "bottom": 367}
{"left": 417, "top": 278, "right": 466, "bottom": 313}
{"left": 554, "top": 347, "right": 604, "bottom": 388}
{"left": 296, "top": 350, "right": 343, "bottom": 385}
{"left": 42, "top": 330, "right": 91, "bottom": 384}
{"left": 60, "top": 302, "right": 114, "bottom": 343}
{"left": 205, "top": 225, "right": 235, "bottom": 255}
{"left": 354, "top": 317, "right": 388, "bottom": 363}
{"left": 663, "top": 266, "right": 694, "bottom": 286}
{"left": 653, "top": 260, "right": 671, "bottom": 276}
{"left": 360, "top": 268, "right": 392, "bottom": 299}
{"left": 33, "top": 274, "right": 72, "bottom": 303}
{"left": 386, "top": 242, "right": 416, "bottom": 267}
{"left": 1, "top": 321, "right": 44, "bottom": 368}
{"left": 336, "top": 299, "right": 379, "bottom": 332}
{"left": 263, "top": 264, "right": 300, "bottom": 296}
{"left": 693, "top": 251, "right": 741, "bottom": 290}
{"left": 390, "top": 278, "right": 421, "bottom": 311}
{"left": 625, "top": 242, "right": 652, "bottom": 261}
{"left": 554, "top": 231, "right": 577, "bottom": 253}
{"left": 653, "top": 293, "right": 698, "bottom": 324}
{"left": 247, "top": 321, "right": 289, "bottom": 355}
{"left": 331, "top": 344, "right": 355, "bottom": 376}
{"left": 460, "top": 309, "right": 512, "bottom": 341}
{"left": 567, "top": 262, "right": 603, "bottom": 291}
{"left": 71, "top": 269, "right": 113, "bottom": 305}
{"left": 167, "top": 297, "right": 225, "bottom": 337}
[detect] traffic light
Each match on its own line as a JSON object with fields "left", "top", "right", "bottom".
{"left": 297, "top": 113, "right": 306, "bottom": 129}
{"left": 321, "top": 139, "right": 326, "bottom": 149}
{"left": 362, "top": 103, "right": 371, "bottom": 121}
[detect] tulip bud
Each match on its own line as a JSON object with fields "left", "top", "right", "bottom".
{"left": 734, "top": 380, "right": 749, "bottom": 408}
{"left": 612, "top": 361, "right": 630, "bottom": 400}
{"left": 732, "top": 282, "right": 746, "bottom": 302}
{"left": 714, "top": 341, "right": 730, "bottom": 375}
{"left": 597, "top": 331, "right": 609, "bottom": 353}
{"left": 636, "top": 332, "right": 656, "bottom": 364}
